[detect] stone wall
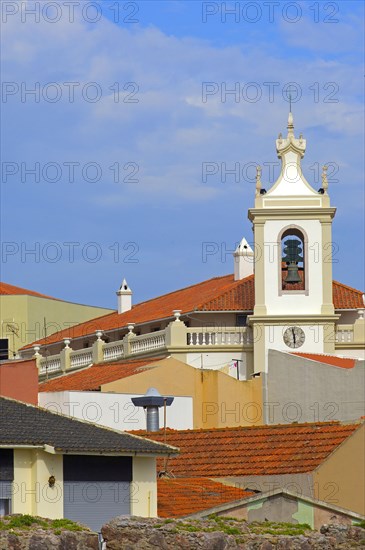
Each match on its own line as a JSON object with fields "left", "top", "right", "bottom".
{"left": 102, "top": 516, "right": 365, "bottom": 549}
{"left": 1, "top": 516, "right": 364, "bottom": 549}
{"left": 0, "top": 530, "right": 98, "bottom": 550}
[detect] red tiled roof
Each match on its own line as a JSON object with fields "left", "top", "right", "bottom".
{"left": 291, "top": 352, "right": 357, "bottom": 369}
{"left": 133, "top": 422, "right": 361, "bottom": 477}
{"left": 0, "top": 281, "right": 58, "bottom": 300}
{"left": 157, "top": 477, "right": 252, "bottom": 518}
{"left": 333, "top": 281, "right": 364, "bottom": 310}
{"left": 38, "top": 357, "right": 165, "bottom": 392}
{"left": 22, "top": 275, "right": 363, "bottom": 349}
{"left": 23, "top": 274, "right": 251, "bottom": 349}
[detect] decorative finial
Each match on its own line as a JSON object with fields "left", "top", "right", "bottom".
{"left": 321, "top": 165, "right": 328, "bottom": 193}
{"left": 255, "top": 165, "right": 262, "bottom": 196}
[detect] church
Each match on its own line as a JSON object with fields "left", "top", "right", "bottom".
{"left": 20, "top": 113, "right": 365, "bottom": 427}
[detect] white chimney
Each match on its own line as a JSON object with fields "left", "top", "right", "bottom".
{"left": 233, "top": 238, "right": 254, "bottom": 280}
{"left": 116, "top": 278, "right": 132, "bottom": 314}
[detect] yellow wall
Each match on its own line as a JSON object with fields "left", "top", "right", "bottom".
{"left": 131, "top": 457, "right": 157, "bottom": 517}
{"left": 314, "top": 423, "right": 365, "bottom": 515}
{"left": 12, "top": 449, "right": 33, "bottom": 515}
{"left": 102, "top": 358, "right": 263, "bottom": 428}
{"left": 12, "top": 449, "right": 158, "bottom": 520}
{"left": 13, "top": 449, "right": 63, "bottom": 518}
{"left": 0, "top": 294, "right": 112, "bottom": 355}
{"left": 32, "top": 450, "right": 64, "bottom": 519}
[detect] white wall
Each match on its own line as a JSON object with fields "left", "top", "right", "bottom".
{"left": 186, "top": 351, "right": 248, "bottom": 380}
{"left": 333, "top": 349, "right": 365, "bottom": 360}
{"left": 39, "top": 391, "right": 193, "bottom": 431}
{"left": 264, "top": 325, "right": 325, "bottom": 363}
{"left": 263, "top": 219, "right": 323, "bottom": 315}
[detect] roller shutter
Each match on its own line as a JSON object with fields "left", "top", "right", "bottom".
{"left": 63, "top": 455, "right": 132, "bottom": 531}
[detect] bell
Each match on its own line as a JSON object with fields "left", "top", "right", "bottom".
{"left": 284, "top": 261, "right": 302, "bottom": 284}
{"left": 282, "top": 238, "right": 303, "bottom": 285}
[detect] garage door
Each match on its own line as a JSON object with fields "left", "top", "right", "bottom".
{"left": 63, "top": 455, "right": 132, "bottom": 532}
{"left": 63, "top": 481, "right": 130, "bottom": 531}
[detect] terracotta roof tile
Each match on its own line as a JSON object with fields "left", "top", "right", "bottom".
{"left": 291, "top": 352, "right": 357, "bottom": 369}
{"left": 333, "top": 281, "right": 364, "bottom": 310}
{"left": 38, "top": 357, "right": 166, "bottom": 392}
{"left": 157, "top": 477, "right": 252, "bottom": 518}
{"left": 133, "top": 422, "right": 361, "bottom": 477}
{"left": 0, "top": 281, "right": 58, "bottom": 300}
{"left": 23, "top": 275, "right": 363, "bottom": 349}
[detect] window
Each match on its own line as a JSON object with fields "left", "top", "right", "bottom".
{"left": 0, "top": 339, "right": 9, "bottom": 361}
{"left": 236, "top": 314, "right": 248, "bottom": 327}
{"left": 280, "top": 228, "right": 306, "bottom": 291}
{"left": 0, "top": 498, "right": 10, "bottom": 516}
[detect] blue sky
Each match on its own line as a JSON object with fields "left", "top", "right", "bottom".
{"left": 1, "top": 0, "right": 364, "bottom": 309}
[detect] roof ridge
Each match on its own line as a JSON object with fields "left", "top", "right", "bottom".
{"left": 130, "top": 273, "right": 234, "bottom": 311}
{"left": 132, "top": 419, "right": 362, "bottom": 436}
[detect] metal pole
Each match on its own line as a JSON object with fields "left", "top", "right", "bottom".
{"left": 232, "top": 359, "right": 243, "bottom": 381}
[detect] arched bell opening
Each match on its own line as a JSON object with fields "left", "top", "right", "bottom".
{"left": 280, "top": 227, "right": 306, "bottom": 291}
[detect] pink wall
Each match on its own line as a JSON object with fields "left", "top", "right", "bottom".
{"left": 0, "top": 359, "right": 38, "bottom": 405}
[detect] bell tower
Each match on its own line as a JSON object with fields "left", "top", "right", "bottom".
{"left": 248, "top": 111, "right": 338, "bottom": 372}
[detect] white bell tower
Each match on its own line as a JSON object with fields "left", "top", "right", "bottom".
{"left": 248, "top": 111, "right": 338, "bottom": 372}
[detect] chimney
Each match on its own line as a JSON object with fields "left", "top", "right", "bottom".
{"left": 116, "top": 278, "right": 132, "bottom": 314}
{"left": 233, "top": 237, "right": 254, "bottom": 280}
{"left": 131, "top": 388, "right": 174, "bottom": 432}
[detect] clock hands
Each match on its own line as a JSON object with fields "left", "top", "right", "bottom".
{"left": 291, "top": 327, "right": 296, "bottom": 345}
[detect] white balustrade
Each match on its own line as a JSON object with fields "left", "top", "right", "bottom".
{"left": 39, "top": 355, "right": 61, "bottom": 375}
{"left": 335, "top": 326, "right": 354, "bottom": 343}
{"left": 70, "top": 349, "right": 93, "bottom": 369}
{"left": 103, "top": 341, "right": 124, "bottom": 361}
{"left": 37, "top": 326, "right": 255, "bottom": 377}
{"left": 187, "top": 328, "right": 251, "bottom": 346}
{"left": 130, "top": 331, "right": 166, "bottom": 355}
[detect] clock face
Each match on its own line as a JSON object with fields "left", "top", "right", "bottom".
{"left": 283, "top": 326, "right": 305, "bottom": 349}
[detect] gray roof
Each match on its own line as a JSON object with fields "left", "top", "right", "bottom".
{"left": 0, "top": 397, "right": 177, "bottom": 455}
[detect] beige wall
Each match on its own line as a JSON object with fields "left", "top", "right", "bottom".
{"left": 131, "top": 457, "right": 158, "bottom": 517}
{"left": 0, "top": 294, "right": 112, "bottom": 355}
{"left": 12, "top": 449, "right": 158, "bottom": 520}
{"left": 12, "top": 449, "right": 33, "bottom": 515}
{"left": 315, "top": 424, "right": 365, "bottom": 515}
{"left": 102, "top": 358, "right": 263, "bottom": 429}
{"left": 13, "top": 449, "right": 63, "bottom": 518}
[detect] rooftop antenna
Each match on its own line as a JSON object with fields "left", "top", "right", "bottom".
{"left": 43, "top": 317, "right": 49, "bottom": 380}
{"left": 5, "top": 321, "right": 19, "bottom": 359}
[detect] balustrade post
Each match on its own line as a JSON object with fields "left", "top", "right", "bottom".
{"left": 60, "top": 338, "right": 72, "bottom": 372}
{"left": 92, "top": 331, "right": 104, "bottom": 364}
{"left": 123, "top": 324, "right": 135, "bottom": 358}
{"left": 32, "top": 346, "right": 42, "bottom": 372}
{"left": 165, "top": 312, "right": 187, "bottom": 348}
{"left": 354, "top": 316, "right": 365, "bottom": 344}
